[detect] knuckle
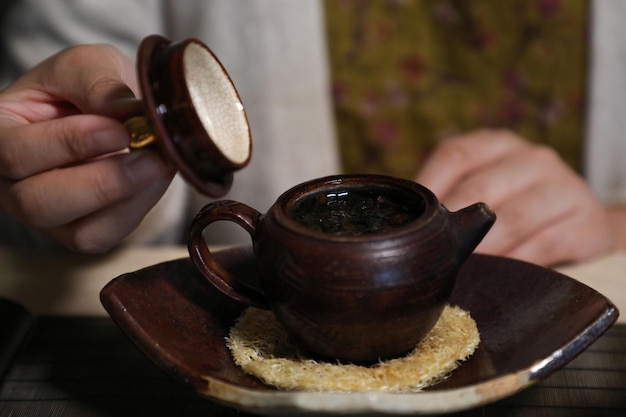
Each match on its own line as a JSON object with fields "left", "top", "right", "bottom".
{"left": 53, "top": 44, "right": 118, "bottom": 71}
{"left": 435, "top": 139, "right": 472, "bottom": 165}
{"left": 456, "top": 181, "right": 490, "bottom": 204}
{"left": 54, "top": 120, "right": 96, "bottom": 162}
{"left": 0, "top": 137, "right": 29, "bottom": 179}
{"left": 489, "top": 128, "right": 522, "bottom": 142}
{"left": 468, "top": 128, "right": 520, "bottom": 143}
{"left": 52, "top": 43, "right": 131, "bottom": 103}
{"left": 63, "top": 230, "right": 112, "bottom": 254}
{"left": 88, "top": 169, "right": 122, "bottom": 208}
{"left": 527, "top": 143, "right": 560, "bottom": 164}
{"left": 87, "top": 74, "right": 126, "bottom": 99}
{"left": 491, "top": 217, "right": 516, "bottom": 243}
{"left": 5, "top": 183, "right": 48, "bottom": 227}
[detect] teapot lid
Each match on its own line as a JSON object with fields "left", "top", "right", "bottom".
{"left": 134, "top": 35, "right": 252, "bottom": 197}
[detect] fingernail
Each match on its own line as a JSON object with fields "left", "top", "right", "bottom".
{"left": 124, "top": 151, "right": 168, "bottom": 184}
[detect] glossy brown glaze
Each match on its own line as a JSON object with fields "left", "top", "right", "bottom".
{"left": 136, "top": 35, "right": 251, "bottom": 197}
{"left": 187, "top": 174, "right": 496, "bottom": 362}
{"left": 99, "top": 247, "right": 618, "bottom": 415}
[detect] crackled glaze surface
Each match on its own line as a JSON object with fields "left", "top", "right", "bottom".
{"left": 183, "top": 42, "right": 250, "bottom": 165}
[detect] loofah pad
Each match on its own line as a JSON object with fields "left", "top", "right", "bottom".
{"left": 226, "top": 305, "right": 479, "bottom": 393}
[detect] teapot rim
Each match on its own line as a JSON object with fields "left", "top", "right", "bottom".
{"left": 269, "top": 174, "right": 442, "bottom": 242}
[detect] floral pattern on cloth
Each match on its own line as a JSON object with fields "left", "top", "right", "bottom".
{"left": 324, "top": 0, "right": 589, "bottom": 178}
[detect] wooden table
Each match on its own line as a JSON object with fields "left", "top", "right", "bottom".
{"left": 0, "top": 246, "right": 624, "bottom": 319}
{"left": 1, "top": 247, "right": 625, "bottom": 416}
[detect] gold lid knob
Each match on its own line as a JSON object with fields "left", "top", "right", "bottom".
{"left": 125, "top": 116, "right": 156, "bottom": 150}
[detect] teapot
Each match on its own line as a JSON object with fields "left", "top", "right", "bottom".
{"left": 188, "top": 174, "right": 496, "bottom": 362}
{"left": 125, "top": 36, "right": 496, "bottom": 363}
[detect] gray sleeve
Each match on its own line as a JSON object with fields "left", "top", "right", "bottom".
{"left": 585, "top": 0, "right": 626, "bottom": 204}
{"left": 1, "top": 0, "right": 166, "bottom": 87}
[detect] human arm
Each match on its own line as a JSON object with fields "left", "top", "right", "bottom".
{"left": 414, "top": 129, "right": 615, "bottom": 267}
{"left": 0, "top": 44, "right": 175, "bottom": 253}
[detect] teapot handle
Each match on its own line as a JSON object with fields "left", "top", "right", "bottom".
{"left": 187, "top": 200, "right": 269, "bottom": 309}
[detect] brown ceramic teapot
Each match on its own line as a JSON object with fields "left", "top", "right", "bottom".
{"left": 188, "top": 174, "right": 496, "bottom": 362}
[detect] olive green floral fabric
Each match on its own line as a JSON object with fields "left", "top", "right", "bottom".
{"left": 324, "top": 0, "right": 588, "bottom": 178}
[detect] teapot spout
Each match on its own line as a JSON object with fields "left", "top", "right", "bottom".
{"left": 449, "top": 202, "right": 496, "bottom": 263}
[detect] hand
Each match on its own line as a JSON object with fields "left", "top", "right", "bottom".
{"left": 415, "top": 129, "right": 615, "bottom": 266}
{"left": 0, "top": 44, "right": 175, "bottom": 252}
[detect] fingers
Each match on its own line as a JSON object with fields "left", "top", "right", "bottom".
{"left": 497, "top": 199, "right": 614, "bottom": 266}
{"left": 503, "top": 217, "right": 613, "bottom": 267}
{"left": 437, "top": 143, "right": 564, "bottom": 211}
{"left": 415, "top": 129, "right": 527, "bottom": 200}
{"left": 37, "top": 44, "right": 139, "bottom": 114}
{"left": 476, "top": 179, "right": 578, "bottom": 258}
{"left": 0, "top": 45, "right": 141, "bottom": 181}
{"left": 414, "top": 129, "right": 614, "bottom": 266}
{"left": 0, "top": 115, "right": 130, "bottom": 179}
{"left": 46, "top": 175, "right": 174, "bottom": 253}
{"left": 6, "top": 43, "right": 141, "bottom": 120}
{"left": 1, "top": 150, "right": 174, "bottom": 230}
{"left": 0, "top": 43, "right": 173, "bottom": 253}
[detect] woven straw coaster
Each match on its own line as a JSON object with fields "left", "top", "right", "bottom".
{"left": 227, "top": 305, "right": 479, "bottom": 393}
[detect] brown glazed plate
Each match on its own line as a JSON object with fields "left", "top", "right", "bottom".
{"left": 100, "top": 247, "right": 618, "bottom": 416}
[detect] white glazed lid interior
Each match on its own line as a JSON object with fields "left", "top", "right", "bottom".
{"left": 183, "top": 42, "right": 250, "bottom": 165}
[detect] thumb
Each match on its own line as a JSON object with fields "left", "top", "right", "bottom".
{"left": 85, "top": 76, "right": 143, "bottom": 120}
{"left": 27, "top": 43, "right": 143, "bottom": 119}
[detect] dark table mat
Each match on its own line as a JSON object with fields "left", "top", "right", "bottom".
{"left": 0, "top": 298, "right": 35, "bottom": 382}
{"left": 0, "top": 316, "right": 625, "bottom": 417}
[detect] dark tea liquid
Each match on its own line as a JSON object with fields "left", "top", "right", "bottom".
{"left": 289, "top": 185, "right": 425, "bottom": 236}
